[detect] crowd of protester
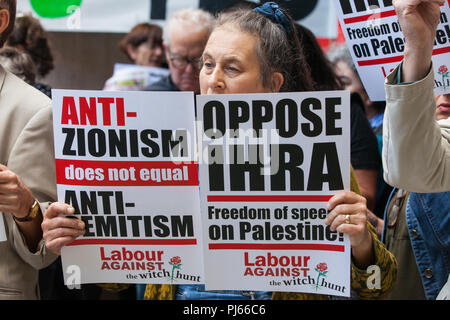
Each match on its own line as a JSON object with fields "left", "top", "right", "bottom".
{"left": 0, "top": 0, "right": 448, "bottom": 301}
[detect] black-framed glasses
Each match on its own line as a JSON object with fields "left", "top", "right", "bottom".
{"left": 169, "top": 55, "right": 201, "bottom": 70}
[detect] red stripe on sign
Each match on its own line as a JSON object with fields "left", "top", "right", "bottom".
{"left": 55, "top": 159, "right": 198, "bottom": 186}
{"left": 208, "top": 243, "right": 344, "bottom": 252}
{"left": 357, "top": 46, "right": 450, "bottom": 66}
{"left": 433, "top": 46, "right": 450, "bottom": 55}
{"left": 207, "top": 195, "right": 333, "bottom": 202}
{"left": 67, "top": 238, "right": 197, "bottom": 246}
{"left": 343, "top": 9, "right": 397, "bottom": 24}
{"left": 357, "top": 55, "right": 404, "bottom": 66}
{"left": 126, "top": 112, "right": 137, "bottom": 117}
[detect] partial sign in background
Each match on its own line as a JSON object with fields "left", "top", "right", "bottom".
{"left": 52, "top": 89, "right": 204, "bottom": 285}
{"left": 335, "top": 0, "right": 450, "bottom": 101}
{"left": 197, "top": 91, "right": 351, "bottom": 297}
{"left": 17, "top": 0, "right": 338, "bottom": 39}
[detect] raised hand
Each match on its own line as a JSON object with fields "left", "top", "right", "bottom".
{"left": 393, "top": 0, "right": 445, "bottom": 81}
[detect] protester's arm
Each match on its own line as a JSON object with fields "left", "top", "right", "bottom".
{"left": 350, "top": 222, "right": 397, "bottom": 299}
{"left": 384, "top": 67, "right": 450, "bottom": 191}
{"left": 5, "top": 106, "right": 59, "bottom": 268}
{"left": 383, "top": 0, "right": 450, "bottom": 192}
{"left": 0, "top": 164, "right": 42, "bottom": 252}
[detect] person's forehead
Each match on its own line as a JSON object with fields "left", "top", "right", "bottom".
{"left": 169, "top": 26, "right": 209, "bottom": 54}
{"left": 204, "top": 27, "right": 258, "bottom": 59}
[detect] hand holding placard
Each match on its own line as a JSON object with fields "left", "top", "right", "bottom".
{"left": 324, "top": 190, "right": 373, "bottom": 269}
{"left": 42, "top": 202, "right": 85, "bottom": 255}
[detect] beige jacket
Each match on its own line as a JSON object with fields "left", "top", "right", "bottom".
{"left": 383, "top": 64, "right": 450, "bottom": 193}
{"left": 0, "top": 66, "right": 58, "bottom": 299}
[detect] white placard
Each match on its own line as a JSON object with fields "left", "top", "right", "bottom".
{"left": 335, "top": 0, "right": 450, "bottom": 101}
{"left": 103, "top": 64, "right": 170, "bottom": 91}
{"left": 52, "top": 89, "right": 204, "bottom": 285}
{"left": 197, "top": 91, "right": 352, "bottom": 297}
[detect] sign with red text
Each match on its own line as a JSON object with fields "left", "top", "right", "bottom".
{"left": 52, "top": 89, "right": 204, "bottom": 285}
{"left": 197, "top": 92, "right": 351, "bottom": 297}
{"left": 335, "top": 0, "right": 450, "bottom": 100}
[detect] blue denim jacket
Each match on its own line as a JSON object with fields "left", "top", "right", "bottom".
{"left": 383, "top": 189, "right": 450, "bottom": 300}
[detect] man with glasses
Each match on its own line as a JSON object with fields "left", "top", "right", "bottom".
{"left": 143, "top": 8, "right": 215, "bottom": 93}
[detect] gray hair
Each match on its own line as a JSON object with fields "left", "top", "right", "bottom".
{"left": 327, "top": 44, "right": 358, "bottom": 74}
{"left": 163, "top": 8, "right": 215, "bottom": 47}
{"left": 216, "top": 8, "right": 313, "bottom": 92}
{"left": 0, "top": 46, "right": 36, "bottom": 84}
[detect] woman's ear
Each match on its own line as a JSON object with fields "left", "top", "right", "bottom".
{"left": 0, "top": 9, "right": 10, "bottom": 35}
{"left": 271, "top": 72, "right": 284, "bottom": 92}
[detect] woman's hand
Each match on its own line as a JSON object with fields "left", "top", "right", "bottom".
{"left": 325, "top": 191, "right": 373, "bottom": 268}
{"left": 42, "top": 202, "right": 85, "bottom": 255}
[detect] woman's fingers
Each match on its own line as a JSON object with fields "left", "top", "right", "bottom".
{"left": 325, "top": 191, "right": 367, "bottom": 229}
{"left": 325, "top": 191, "right": 369, "bottom": 250}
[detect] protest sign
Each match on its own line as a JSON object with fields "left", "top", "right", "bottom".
{"left": 335, "top": 0, "right": 450, "bottom": 101}
{"left": 52, "top": 89, "right": 203, "bottom": 285}
{"left": 197, "top": 91, "right": 351, "bottom": 297}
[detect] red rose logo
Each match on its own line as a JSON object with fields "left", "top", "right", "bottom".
{"left": 316, "top": 262, "right": 328, "bottom": 273}
{"left": 314, "top": 262, "right": 328, "bottom": 290}
{"left": 169, "top": 256, "right": 182, "bottom": 282}
{"left": 438, "top": 65, "right": 449, "bottom": 90}
{"left": 170, "top": 256, "right": 181, "bottom": 266}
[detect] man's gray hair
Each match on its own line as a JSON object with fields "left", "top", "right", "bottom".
{"left": 327, "top": 43, "right": 358, "bottom": 74}
{"left": 163, "top": 8, "right": 215, "bottom": 47}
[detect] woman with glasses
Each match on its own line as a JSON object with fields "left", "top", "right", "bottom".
{"left": 143, "top": 2, "right": 397, "bottom": 300}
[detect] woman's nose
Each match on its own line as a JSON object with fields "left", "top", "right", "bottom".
{"left": 208, "top": 68, "right": 225, "bottom": 94}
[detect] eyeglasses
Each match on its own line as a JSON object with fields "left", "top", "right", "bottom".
{"left": 169, "top": 55, "right": 201, "bottom": 70}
